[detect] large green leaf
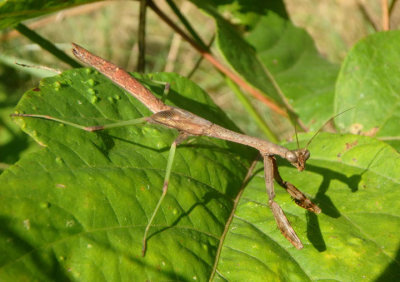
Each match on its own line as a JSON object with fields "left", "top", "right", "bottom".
{"left": 245, "top": 14, "right": 339, "bottom": 129}
{"left": 0, "top": 69, "right": 253, "bottom": 281}
{"left": 216, "top": 133, "right": 400, "bottom": 281}
{"left": 1, "top": 68, "right": 399, "bottom": 280}
{"left": 0, "top": 0, "right": 95, "bottom": 29}
{"left": 335, "top": 31, "right": 400, "bottom": 150}
{"left": 190, "top": 0, "right": 288, "bottom": 28}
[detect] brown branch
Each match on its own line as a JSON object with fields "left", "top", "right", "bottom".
{"left": 381, "top": 0, "right": 390, "bottom": 30}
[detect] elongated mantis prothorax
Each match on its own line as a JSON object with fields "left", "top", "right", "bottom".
{"left": 12, "top": 43, "right": 322, "bottom": 255}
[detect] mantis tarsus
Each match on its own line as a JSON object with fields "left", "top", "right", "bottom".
{"left": 12, "top": 43, "right": 322, "bottom": 256}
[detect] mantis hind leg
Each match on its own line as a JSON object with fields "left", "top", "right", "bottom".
{"left": 141, "top": 132, "right": 189, "bottom": 256}
{"left": 264, "top": 155, "right": 303, "bottom": 249}
{"left": 11, "top": 113, "right": 149, "bottom": 132}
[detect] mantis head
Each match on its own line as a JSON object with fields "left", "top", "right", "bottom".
{"left": 285, "top": 148, "right": 310, "bottom": 171}
{"left": 286, "top": 108, "right": 354, "bottom": 172}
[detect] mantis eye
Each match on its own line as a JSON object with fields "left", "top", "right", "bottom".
{"left": 286, "top": 151, "right": 298, "bottom": 163}
{"left": 303, "top": 150, "right": 310, "bottom": 161}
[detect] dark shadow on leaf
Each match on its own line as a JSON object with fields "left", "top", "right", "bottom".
{"left": 275, "top": 161, "right": 362, "bottom": 217}
{"left": 0, "top": 216, "right": 70, "bottom": 281}
{"left": 276, "top": 144, "right": 384, "bottom": 252}
{"left": 300, "top": 163, "right": 361, "bottom": 251}
{"left": 276, "top": 159, "right": 363, "bottom": 252}
{"left": 307, "top": 164, "right": 361, "bottom": 195}
{"left": 89, "top": 131, "right": 115, "bottom": 161}
{"left": 374, "top": 243, "right": 400, "bottom": 282}
{"left": 0, "top": 124, "right": 33, "bottom": 168}
{"left": 306, "top": 212, "right": 326, "bottom": 252}
{"left": 309, "top": 145, "right": 382, "bottom": 216}
{"left": 106, "top": 132, "right": 255, "bottom": 162}
{"left": 147, "top": 189, "right": 231, "bottom": 243}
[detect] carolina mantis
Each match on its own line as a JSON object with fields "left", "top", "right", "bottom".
{"left": 12, "top": 43, "right": 322, "bottom": 256}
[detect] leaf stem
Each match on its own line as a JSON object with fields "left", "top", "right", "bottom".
{"left": 166, "top": 0, "right": 208, "bottom": 50}
{"left": 225, "top": 77, "right": 278, "bottom": 142}
{"left": 187, "top": 34, "right": 215, "bottom": 78}
{"left": 209, "top": 156, "right": 259, "bottom": 281}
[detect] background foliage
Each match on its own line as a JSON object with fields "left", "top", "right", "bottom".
{"left": 0, "top": 0, "right": 399, "bottom": 281}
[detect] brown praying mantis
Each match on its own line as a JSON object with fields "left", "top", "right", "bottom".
{"left": 13, "top": 43, "right": 323, "bottom": 256}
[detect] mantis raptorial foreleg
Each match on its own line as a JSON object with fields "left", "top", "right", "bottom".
{"left": 271, "top": 157, "right": 321, "bottom": 214}
{"left": 264, "top": 155, "right": 303, "bottom": 249}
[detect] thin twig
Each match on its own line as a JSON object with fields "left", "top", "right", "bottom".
{"left": 381, "top": 0, "right": 390, "bottom": 30}
{"left": 137, "top": 0, "right": 147, "bottom": 72}
{"left": 187, "top": 34, "right": 215, "bottom": 78}
{"left": 164, "top": 32, "right": 182, "bottom": 72}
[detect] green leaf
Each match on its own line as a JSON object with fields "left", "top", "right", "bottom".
{"left": 190, "top": 0, "right": 288, "bottom": 28}
{"left": 245, "top": 14, "right": 339, "bottom": 129}
{"left": 0, "top": 0, "right": 96, "bottom": 29}
{"left": 0, "top": 69, "right": 253, "bottom": 281}
{"left": 217, "top": 133, "right": 400, "bottom": 281}
{"left": 1, "top": 70, "right": 399, "bottom": 280}
{"left": 335, "top": 31, "right": 400, "bottom": 150}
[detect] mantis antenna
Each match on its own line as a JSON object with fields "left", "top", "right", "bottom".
{"left": 306, "top": 107, "right": 355, "bottom": 149}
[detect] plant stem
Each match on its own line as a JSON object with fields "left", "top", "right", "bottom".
{"left": 209, "top": 156, "right": 259, "bottom": 281}
{"left": 15, "top": 23, "right": 81, "bottom": 68}
{"left": 166, "top": 0, "right": 208, "bottom": 50}
{"left": 187, "top": 34, "right": 215, "bottom": 78}
{"left": 137, "top": 0, "right": 147, "bottom": 72}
